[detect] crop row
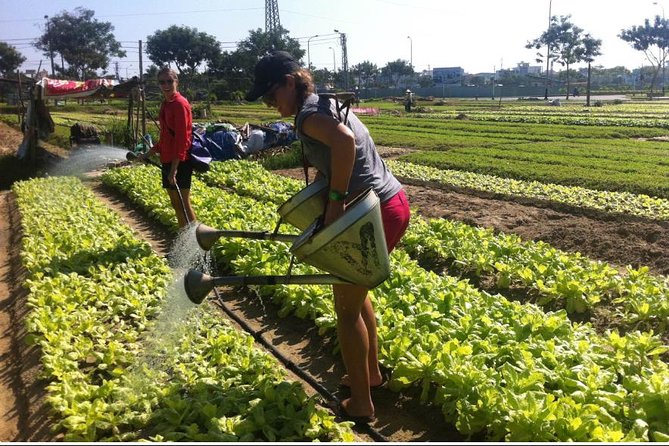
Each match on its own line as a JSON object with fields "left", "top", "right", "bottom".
{"left": 443, "top": 108, "right": 669, "bottom": 120}
{"left": 416, "top": 112, "right": 669, "bottom": 129}
{"left": 387, "top": 160, "right": 669, "bottom": 221}
{"left": 12, "top": 176, "right": 353, "bottom": 442}
{"left": 201, "top": 161, "right": 669, "bottom": 331}
{"left": 403, "top": 149, "right": 668, "bottom": 199}
{"left": 102, "top": 164, "right": 669, "bottom": 441}
{"left": 363, "top": 115, "right": 669, "bottom": 141}
{"left": 402, "top": 219, "right": 669, "bottom": 328}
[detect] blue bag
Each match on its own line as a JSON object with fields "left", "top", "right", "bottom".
{"left": 189, "top": 130, "right": 213, "bottom": 172}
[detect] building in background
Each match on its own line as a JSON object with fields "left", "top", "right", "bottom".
{"left": 514, "top": 62, "right": 542, "bottom": 76}
{"left": 432, "top": 67, "right": 465, "bottom": 85}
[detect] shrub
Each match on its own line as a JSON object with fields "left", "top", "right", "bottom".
{"left": 101, "top": 118, "right": 135, "bottom": 148}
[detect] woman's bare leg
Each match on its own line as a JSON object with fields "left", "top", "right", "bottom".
{"left": 334, "top": 283, "right": 374, "bottom": 417}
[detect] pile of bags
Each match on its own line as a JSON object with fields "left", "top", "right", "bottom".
{"left": 194, "top": 121, "right": 297, "bottom": 161}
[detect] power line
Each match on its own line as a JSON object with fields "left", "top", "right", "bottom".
{"left": 0, "top": 7, "right": 263, "bottom": 23}
{"left": 0, "top": 37, "right": 37, "bottom": 41}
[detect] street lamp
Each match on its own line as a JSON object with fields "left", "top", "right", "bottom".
{"left": 407, "top": 35, "right": 413, "bottom": 69}
{"left": 307, "top": 34, "right": 319, "bottom": 70}
{"left": 328, "top": 46, "right": 336, "bottom": 72}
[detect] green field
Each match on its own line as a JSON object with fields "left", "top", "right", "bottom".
{"left": 4, "top": 97, "right": 669, "bottom": 199}
{"left": 230, "top": 99, "right": 669, "bottom": 199}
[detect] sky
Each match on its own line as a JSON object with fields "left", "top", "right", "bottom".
{"left": 0, "top": 0, "right": 664, "bottom": 78}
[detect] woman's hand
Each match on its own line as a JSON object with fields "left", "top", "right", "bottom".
{"left": 323, "top": 200, "right": 345, "bottom": 226}
{"left": 168, "top": 170, "right": 177, "bottom": 186}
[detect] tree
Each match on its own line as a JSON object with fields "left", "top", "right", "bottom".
{"left": 146, "top": 25, "right": 221, "bottom": 75}
{"left": 417, "top": 73, "right": 434, "bottom": 88}
{"left": 35, "top": 7, "right": 125, "bottom": 80}
{"left": 577, "top": 34, "right": 602, "bottom": 106}
{"left": 309, "top": 68, "right": 333, "bottom": 89}
{"left": 381, "top": 59, "right": 413, "bottom": 88}
{"left": 0, "top": 42, "right": 26, "bottom": 75}
{"left": 350, "top": 61, "right": 379, "bottom": 88}
{"left": 527, "top": 15, "right": 591, "bottom": 99}
{"left": 619, "top": 15, "right": 669, "bottom": 97}
{"left": 234, "top": 26, "right": 303, "bottom": 73}
{"left": 207, "top": 26, "right": 303, "bottom": 99}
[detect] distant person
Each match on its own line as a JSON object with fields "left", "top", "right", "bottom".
{"left": 573, "top": 87, "right": 580, "bottom": 97}
{"left": 139, "top": 67, "right": 196, "bottom": 228}
{"left": 354, "top": 86, "right": 360, "bottom": 105}
{"left": 404, "top": 89, "right": 414, "bottom": 112}
{"left": 245, "top": 51, "right": 410, "bottom": 424}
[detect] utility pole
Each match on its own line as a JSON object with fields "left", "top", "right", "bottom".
{"left": 654, "top": 2, "right": 666, "bottom": 95}
{"left": 407, "top": 35, "right": 413, "bottom": 69}
{"left": 44, "top": 15, "right": 55, "bottom": 77}
{"left": 265, "top": 0, "right": 280, "bottom": 32}
{"left": 544, "top": 0, "right": 552, "bottom": 100}
{"left": 492, "top": 65, "right": 496, "bottom": 99}
{"left": 139, "top": 40, "right": 146, "bottom": 149}
{"left": 335, "top": 29, "right": 349, "bottom": 90}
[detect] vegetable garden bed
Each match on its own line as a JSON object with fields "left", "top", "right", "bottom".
{"left": 98, "top": 163, "right": 669, "bottom": 441}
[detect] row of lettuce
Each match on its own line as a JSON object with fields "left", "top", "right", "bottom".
{"left": 386, "top": 160, "right": 669, "bottom": 221}
{"left": 407, "top": 111, "right": 669, "bottom": 129}
{"left": 201, "top": 160, "right": 669, "bottom": 331}
{"left": 13, "top": 176, "right": 354, "bottom": 442}
{"left": 102, "top": 163, "right": 669, "bottom": 441}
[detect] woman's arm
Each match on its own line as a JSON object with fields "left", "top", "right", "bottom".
{"left": 300, "top": 113, "right": 356, "bottom": 224}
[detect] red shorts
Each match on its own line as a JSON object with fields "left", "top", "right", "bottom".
{"left": 380, "top": 189, "right": 410, "bottom": 252}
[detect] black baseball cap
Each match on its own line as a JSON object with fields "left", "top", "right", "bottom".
{"left": 245, "top": 51, "right": 301, "bottom": 102}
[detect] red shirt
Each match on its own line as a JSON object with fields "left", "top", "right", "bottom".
{"left": 155, "top": 92, "right": 192, "bottom": 163}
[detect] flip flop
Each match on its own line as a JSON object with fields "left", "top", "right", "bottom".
{"left": 330, "top": 400, "right": 376, "bottom": 425}
{"left": 339, "top": 366, "right": 390, "bottom": 390}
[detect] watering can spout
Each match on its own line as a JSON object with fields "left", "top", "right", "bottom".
{"left": 195, "top": 223, "right": 223, "bottom": 251}
{"left": 194, "top": 223, "right": 298, "bottom": 250}
{"left": 184, "top": 269, "right": 215, "bottom": 304}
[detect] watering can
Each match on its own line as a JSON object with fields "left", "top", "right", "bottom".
{"left": 183, "top": 184, "right": 390, "bottom": 304}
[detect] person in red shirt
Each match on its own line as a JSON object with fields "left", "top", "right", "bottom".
{"left": 141, "top": 67, "right": 196, "bottom": 227}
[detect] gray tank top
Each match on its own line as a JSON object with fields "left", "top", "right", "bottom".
{"left": 295, "top": 94, "right": 401, "bottom": 203}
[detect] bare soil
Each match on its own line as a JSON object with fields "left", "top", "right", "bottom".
{"left": 1, "top": 126, "right": 668, "bottom": 441}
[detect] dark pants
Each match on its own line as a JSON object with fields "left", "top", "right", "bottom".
{"left": 161, "top": 160, "right": 193, "bottom": 189}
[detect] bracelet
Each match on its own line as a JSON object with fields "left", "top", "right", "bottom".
{"left": 328, "top": 189, "right": 348, "bottom": 201}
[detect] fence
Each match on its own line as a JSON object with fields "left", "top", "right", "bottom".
{"left": 358, "top": 85, "right": 548, "bottom": 99}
